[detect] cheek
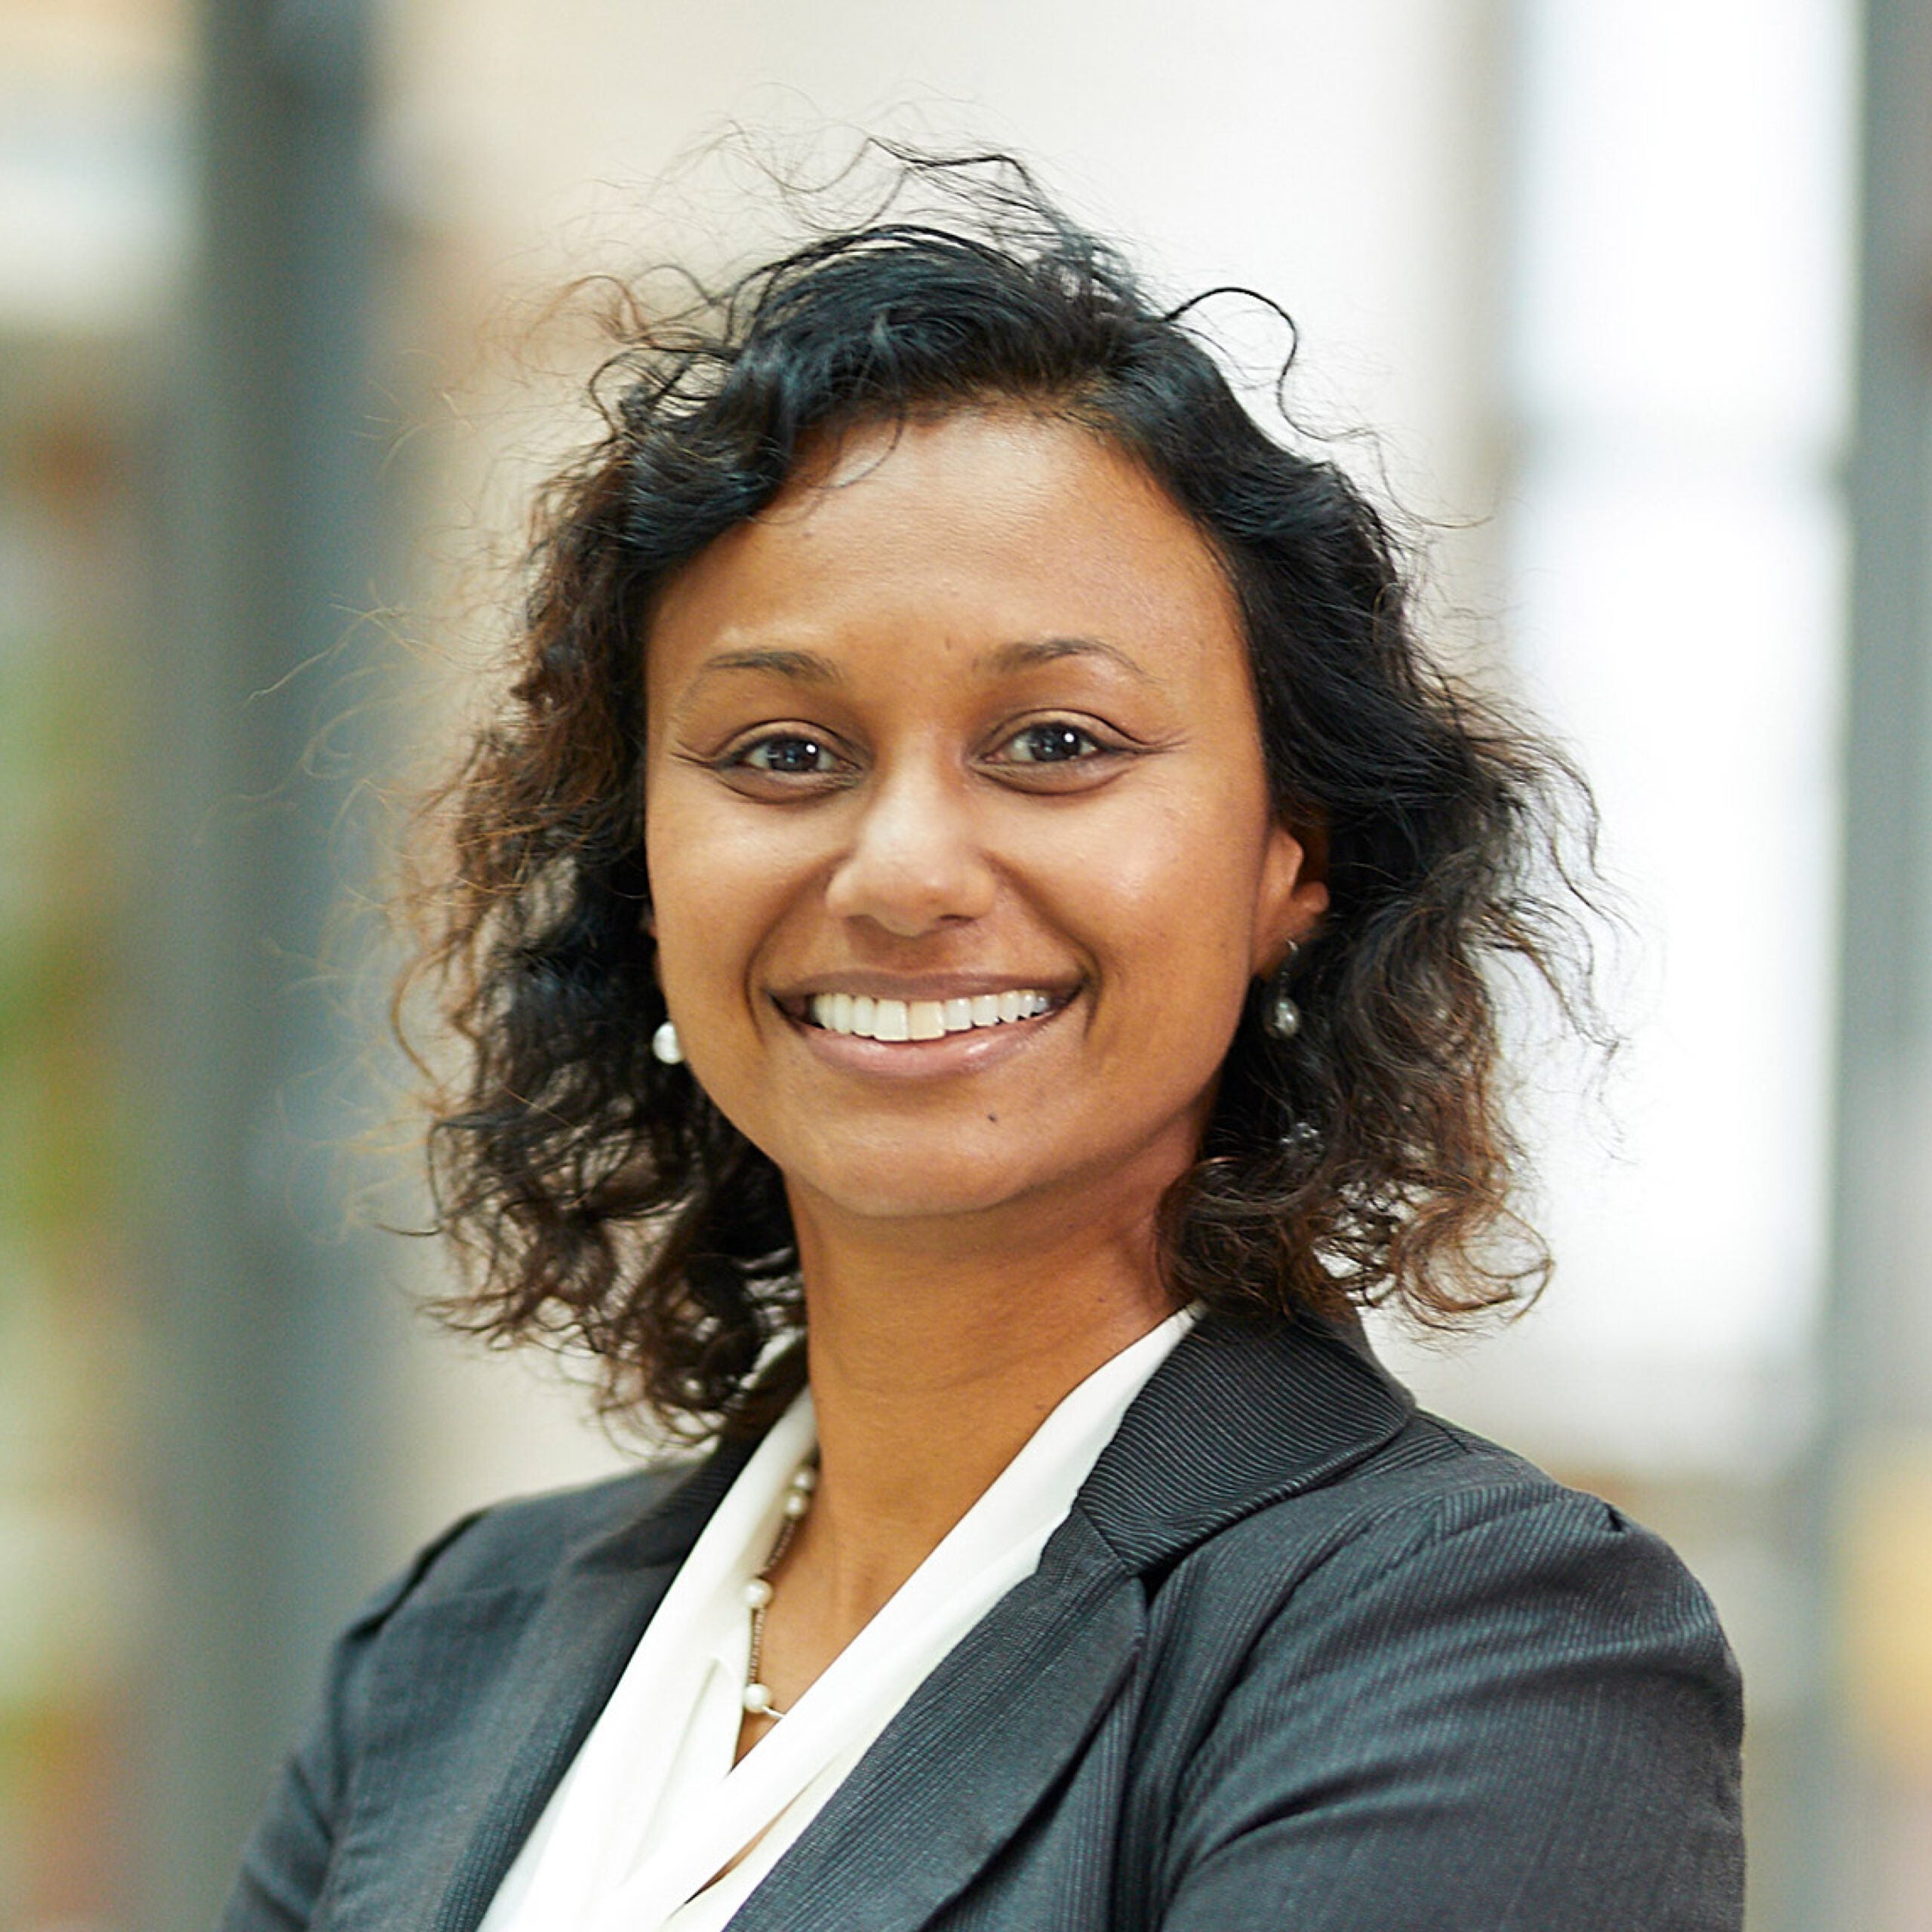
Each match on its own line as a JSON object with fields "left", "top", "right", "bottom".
{"left": 645, "top": 798, "right": 744, "bottom": 1009}
{"left": 645, "top": 790, "right": 821, "bottom": 1026}
{"left": 1069, "top": 790, "right": 1271, "bottom": 978}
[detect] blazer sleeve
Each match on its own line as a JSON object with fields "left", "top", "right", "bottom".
{"left": 217, "top": 1510, "right": 484, "bottom": 1932}
{"left": 1153, "top": 1487, "right": 1745, "bottom": 1932}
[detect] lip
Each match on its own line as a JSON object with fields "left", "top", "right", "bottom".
{"left": 773, "top": 983, "right": 1081, "bottom": 1078}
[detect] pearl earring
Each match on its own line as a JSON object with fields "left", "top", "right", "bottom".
{"left": 651, "top": 1019, "right": 684, "bottom": 1065}
{"left": 1261, "top": 946, "right": 1302, "bottom": 1043}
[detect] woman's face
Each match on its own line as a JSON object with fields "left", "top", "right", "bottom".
{"left": 644, "top": 407, "right": 1326, "bottom": 1233}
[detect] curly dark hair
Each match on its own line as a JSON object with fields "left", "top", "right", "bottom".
{"left": 405, "top": 151, "right": 1604, "bottom": 1438}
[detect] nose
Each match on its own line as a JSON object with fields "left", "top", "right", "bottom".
{"left": 823, "top": 761, "right": 998, "bottom": 937}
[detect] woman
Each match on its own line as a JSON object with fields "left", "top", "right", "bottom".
{"left": 223, "top": 157, "right": 1743, "bottom": 1930}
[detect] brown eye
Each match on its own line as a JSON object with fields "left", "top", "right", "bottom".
{"left": 739, "top": 735, "right": 841, "bottom": 775}
{"left": 1003, "top": 723, "right": 1100, "bottom": 764}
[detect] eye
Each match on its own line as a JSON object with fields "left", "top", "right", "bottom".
{"left": 697, "top": 727, "right": 858, "bottom": 797}
{"left": 1000, "top": 721, "right": 1103, "bottom": 764}
{"left": 980, "top": 716, "right": 1139, "bottom": 792}
{"left": 736, "top": 733, "right": 843, "bottom": 776}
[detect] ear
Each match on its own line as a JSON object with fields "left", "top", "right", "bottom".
{"left": 1251, "top": 815, "right": 1330, "bottom": 977}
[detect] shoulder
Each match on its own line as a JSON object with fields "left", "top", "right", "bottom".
{"left": 1097, "top": 1315, "right": 1737, "bottom": 1714}
{"left": 1137, "top": 1404, "right": 1742, "bottom": 1831}
{"left": 309, "top": 1457, "right": 718, "bottom": 1800}
{"left": 1183, "top": 1408, "right": 1736, "bottom": 1687}
{"left": 1140, "top": 1414, "right": 1743, "bottom": 1927}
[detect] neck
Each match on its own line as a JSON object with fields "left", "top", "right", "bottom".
{"left": 782, "top": 1177, "right": 1177, "bottom": 1629}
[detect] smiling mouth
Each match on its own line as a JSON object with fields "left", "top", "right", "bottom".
{"left": 787, "top": 989, "right": 1072, "bottom": 1043}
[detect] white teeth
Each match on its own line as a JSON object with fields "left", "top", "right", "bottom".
{"left": 805, "top": 989, "right": 1060, "bottom": 1039}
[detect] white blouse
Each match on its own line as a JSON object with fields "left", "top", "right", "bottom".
{"left": 477, "top": 1308, "right": 1194, "bottom": 1932}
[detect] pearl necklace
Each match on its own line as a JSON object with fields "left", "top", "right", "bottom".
{"left": 741, "top": 1459, "right": 817, "bottom": 1720}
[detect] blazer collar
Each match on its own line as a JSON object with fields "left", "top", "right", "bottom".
{"left": 723, "top": 1314, "right": 1414, "bottom": 1932}
{"left": 1075, "top": 1309, "right": 1415, "bottom": 1571}
{"left": 353, "top": 1315, "right": 1409, "bottom": 1932}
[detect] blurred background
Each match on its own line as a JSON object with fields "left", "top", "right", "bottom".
{"left": 2, "top": 0, "right": 1928, "bottom": 1925}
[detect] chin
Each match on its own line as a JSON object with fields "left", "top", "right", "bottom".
{"left": 789, "top": 1147, "right": 1048, "bottom": 1224}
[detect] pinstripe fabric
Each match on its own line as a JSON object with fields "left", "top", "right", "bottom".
{"left": 220, "top": 1318, "right": 1743, "bottom": 1932}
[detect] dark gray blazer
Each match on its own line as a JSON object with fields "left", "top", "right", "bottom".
{"left": 221, "top": 1317, "right": 1744, "bottom": 1931}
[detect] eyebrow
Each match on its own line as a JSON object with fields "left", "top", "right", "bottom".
{"left": 688, "top": 647, "right": 849, "bottom": 688}
{"left": 983, "top": 636, "right": 1161, "bottom": 685}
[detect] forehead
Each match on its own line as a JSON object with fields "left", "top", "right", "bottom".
{"left": 645, "top": 408, "right": 1245, "bottom": 698}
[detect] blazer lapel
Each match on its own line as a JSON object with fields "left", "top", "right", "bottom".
{"left": 315, "top": 1439, "right": 756, "bottom": 1932}
{"left": 727, "top": 1316, "right": 1414, "bottom": 1932}
{"left": 723, "top": 1507, "right": 1146, "bottom": 1932}
{"left": 1077, "top": 1312, "right": 1416, "bottom": 1571}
